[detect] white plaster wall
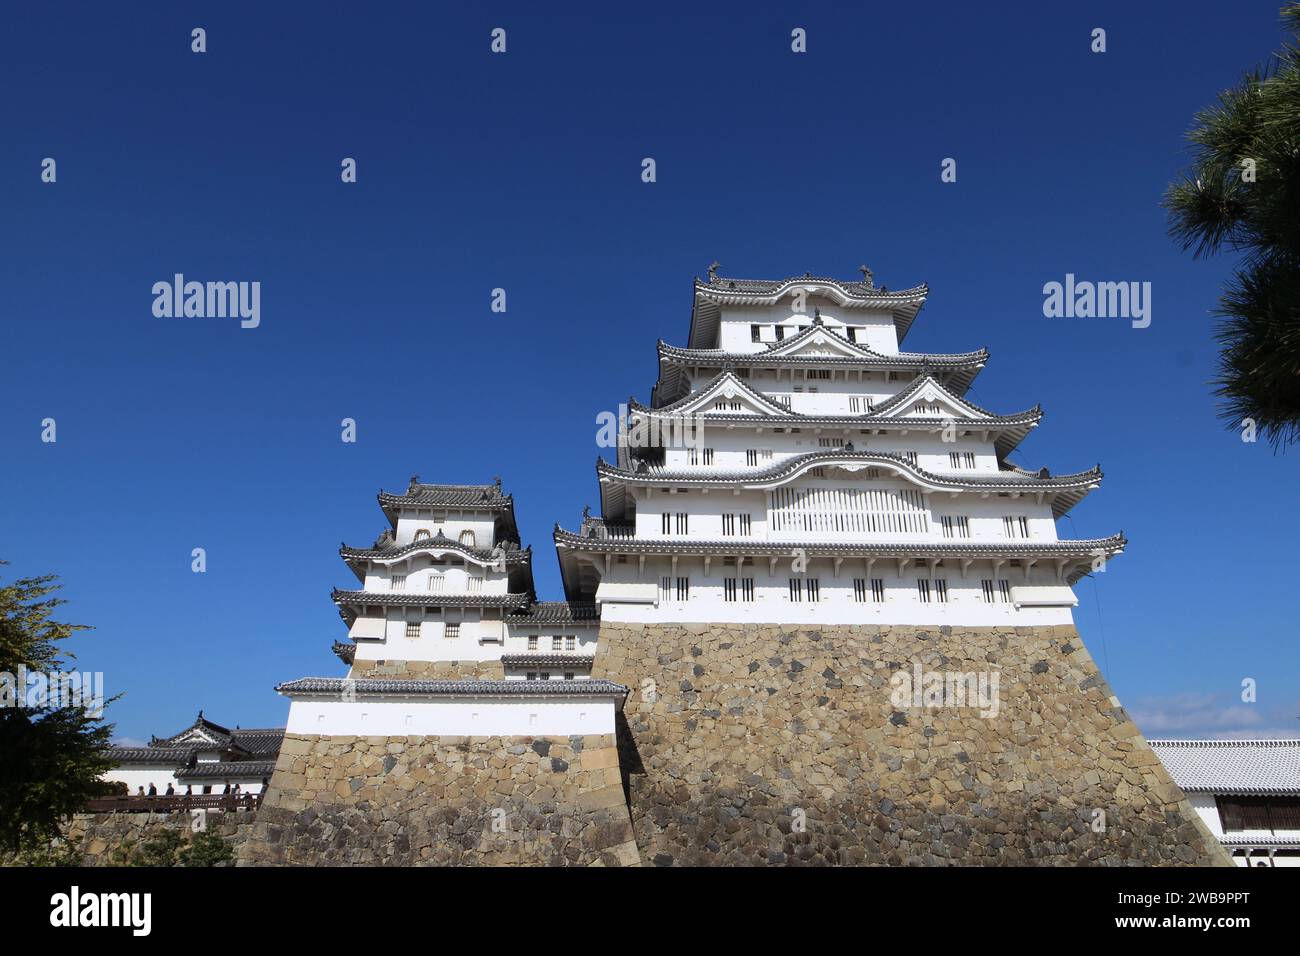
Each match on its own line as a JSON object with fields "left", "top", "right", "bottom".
{"left": 284, "top": 696, "right": 618, "bottom": 737}
{"left": 660, "top": 430, "right": 1003, "bottom": 475}
{"left": 715, "top": 301, "right": 900, "bottom": 354}
{"left": 103, "top": 766, "right": 268, "bottom": 794}
{"left": 394, "top": 515, "right": 498, "bottom": 549}
{"left": 594, "top": 555, "right": 1077, "bottom": 626}
{"left": 628, "top": 483, "right": 1059, "bottom": 545}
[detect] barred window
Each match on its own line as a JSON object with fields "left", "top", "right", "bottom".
{"left": 414, "top": 529, "right": 431, "bottom": 541}
{"left": 1002, "top": 516, "right": 1030, "bottom": 538}
{"left": 871, "top": 578, "right": 885, "bottom": 602}
{"left": 722, "top": 513, "right": 736, "bottom": 535}
{"left": 854, "top": 578, "right": 868, "bottom": 602}
{"left": 981, "top": 579, "right": 996, "bottom": 603}
{"left": 788, "top": 578, "right": 803, "bottom": 602}
{"left": 740, "top": 514, "right": 752, "bottom": 536}
{"left": 391, "top": 574, "right": 406, "bottom": 591}
{"left": 941, "top": 515, "right": 970, "bottom": 539}
{"left": 676, "top": 577, "right": 690, "bottom": 601}
{"left": 459, "top": 530, "right": 476, "bottom": 546}
{"left": 405, "top": 621, "right": 420, "bottom": 639}
{"left": 445, "top": 623, "right": 459, "bottom": 640}
{"left": 527, "top": 635, "right": 538, "bottom": 651}
{"left": 741, "top": 577, "right": 754, "bottom": 601}
{"left": 661, "top": 512, "right": 671, "bottom": 534}
{"left": 564, "top": 672, "right": 575, "bottom": 681}
{"left": 934, "top": 579, "right": 948, "bottom": 603}
{"left": 688, "top": 448, "right": 699, "bottom": 466}
{"left": 948, "top": 451, "right": 975, "bottom": 469}
{"left": 527, "top": 672, "right": 538, "bottom": 681}
{"left": 724, "top": 577, "right": 738, "bottom": 602}
{"left": 675, "top": 512, "right": 689, "bottom": 534}
{"left": 552, "top": 636, "right": 563, "bottom": 651}
{"left": 807, "top": 578, "right": 820, "bottom": 602}
{"left": 746, "top": 449, "right": 758, "bottom": 467}
{"left": 1217, "top": 796, "right": 1300, "bottom": 832}
{"left": 565, "top": 635, "right": 575, "bottom": 651}
{"left": 916, "top": 579, "right": 931, "bottom": 603}
{"left": 999, "top": 579, "right": 1012, "bottom": 603}
{"left": 661, "top": 576, "right": 672, "bottom": 601}
{"left": 703, "top": 448, "right": 714, "bottom": 465}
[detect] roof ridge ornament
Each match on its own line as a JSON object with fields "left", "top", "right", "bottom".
{"left": 707, "top": 260, "right": 720, "bottom": 282}
{"left": 858, "top": 264, "right": 874, "bottom": 287}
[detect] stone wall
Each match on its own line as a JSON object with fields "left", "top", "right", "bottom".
{"left": 236, "top": 733, "right": 638, "bottom": 866}
{"left": 59, "top": 810, "right": 252, "bottom": 866}
{"left": 348, "top": 659, "right": 505, "bottom": 679}
{"left": 591, "top": 622, "right": 1231, "bottom": 866}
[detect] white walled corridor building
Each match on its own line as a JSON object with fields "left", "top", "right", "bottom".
{"left": 555, "top": 269, "right": 1124, "bottom": 624}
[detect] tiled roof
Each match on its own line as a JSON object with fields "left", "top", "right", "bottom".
{"left": 500, "top": 654, "right": 596, "bottom": 668}
{"left": 340, "top": 535, "right": 530, "bottom": 565}
{"left": 175, "top": 760, "right": 278, "bottom": 780}
{"left": 378, "top": 479, "right": 513, "bottom": 513}
{"left": 106, "top": 746, "right": 197, "bottom": 764}
{"left": 1149, "top": 739, "right": 1300, "bottom": 795}
{"left": 275, "top": 677, "right": 628, "bottom": 699}
{"left": 508, "top": 601, "right": 601, "bottom": 624}
{"left": 332, "top": 640, "right": 356, "bottom": 664}
{"left": 697, "top": 274, "right": 927, "bottom": 301}
{"left": 333, "top": 588, "right": 532, "bottom": 609}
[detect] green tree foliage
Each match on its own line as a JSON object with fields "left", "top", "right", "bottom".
{"left": 1164, "top": 4, "right": 1300, "bottom": 447}
{"left": 0, "top": 562, "right": 116, "bottom": 852}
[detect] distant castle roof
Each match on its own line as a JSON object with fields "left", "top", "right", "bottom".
{"left": 1149, "top": 739, "right": 1300, "bottom": 795}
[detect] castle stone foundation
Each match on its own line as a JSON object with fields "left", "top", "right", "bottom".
{"left": 236, "top": 732, "right": 638, "bottom": 866}
{"left": 592, "top": 621, "right": 1230, "bottom": 866}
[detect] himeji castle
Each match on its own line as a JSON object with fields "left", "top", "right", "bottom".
{"left": 554, "top": 268, "right": 1125, "bottom": 625}
{"left": 275, "top": 479, "right": 624, "bottom": 740}
{"left": 244, "top": 268, "right": 1226, "bottom": 867}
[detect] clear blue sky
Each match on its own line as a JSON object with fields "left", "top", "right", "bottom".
{"left": 2, "top": 2, "right": 1296, "bottom": 743}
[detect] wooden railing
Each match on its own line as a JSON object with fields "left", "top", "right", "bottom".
{"left": 83, "top": 793, "right": 262, "bottom": 814}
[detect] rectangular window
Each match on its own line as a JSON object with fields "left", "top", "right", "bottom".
{"left": 981, "top": 579, "right": 996, "bottom": 603}
{"left": 391, "top": 574, "right": 406, "bottom": 591}
{"left": 854, "top": 578, "right": 868, "bottom": 602}
{"left": 739, "top": 513, "right": 752, "bottom": 536}
{"left": 741, "top": 577, "right": 754, "bottom": 601}
{"left": 661, "top": 576, "right": 672, "bottom": 601}
{"left": 934, "top": 579, "right": 948, "bottom": 603}
{"left": 917, "top": 579, "right": 931, "bottom": 603}
{"left": 948, "top": 451, "right": 975, "bottom": 469}
{"left": 940, "top": 515, "right": 970, "bottom": 539}
{"left": 788, "top": 578, "right": 803, "bottom": 602}
{"left": 871, "top": 578, "right": 885, "bottom": 602}
{"left": 849, "top": 396, "right": 860, "bottom": 413}
{"left": 722, "top": 513, "right": 736, "bottom": 535}
{"left": 527, "top": 635, "right": 538, "bottom": 651}
{"left": 552, "top": 636, "right": 563, "bottom": 651}
{"left": 999, "top": 579, "right": 1012, "bottom": 603}
{"left": 564, "top": 672, "right": 575, "bottom": 681}
{"left": 807, "top": 578, "right": 820, "bottom": 602}
{"left": 746, "top": 449, "right": 758, "bottom": 467}
{"left": 703, "top": 448, "right": 714, "bottom": 465}
{"left": 445, "top": 623, "right": 460, "bottom": 640}
{"left": 1002, "top": 516, "right": 1030, "bottom": 539}
{"left": 661, "top": 512, "right": 671, "bottom": 534}
{"left": 405, "top": 621, "right": 420, "bottom": 639}
{"left": 676, "top": 577, "right": 690, "bottom": 601}
{"left": 675, "top": 512, "right": 689, "bottom": 534}
{"left": 527, "top": 672, "right": 538, "bottom": 681}
{"left": 751, "top": 324, "right": 762, "bottom": 343}
{"left": 687, "top": 448, "right": 699, "bottom": 466}
{"left": 565, "top": 635, "right": 575, "bottom": 651}
{"left": 539, "top": 672, "right": 550, "bottom": 681}
{"left": 724, "top": 577, "right": 737, "bottom": 602}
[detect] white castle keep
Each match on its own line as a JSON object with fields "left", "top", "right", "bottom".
{"left": 276, "top": 267, "right": 1125, "bottom": 737}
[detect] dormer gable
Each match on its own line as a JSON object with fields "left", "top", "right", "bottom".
{"left": 871, "top": 375, "right": 1004, "bottom": 422}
